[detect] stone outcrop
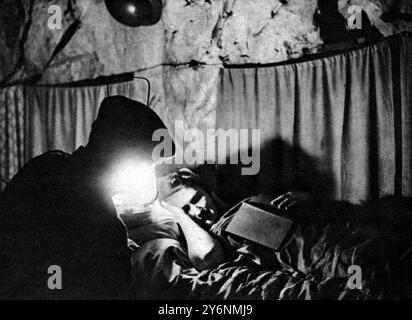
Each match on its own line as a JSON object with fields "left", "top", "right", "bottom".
{"left": 0, "top": 0, "right": 410, "bottom": 138}
{"left": 0, "top": 0, "right": 325, "bottom": 84}
{"left": 1, "top": 0, "right": 410, "bottom": 84}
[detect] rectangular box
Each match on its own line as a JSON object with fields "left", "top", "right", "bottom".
{"left": 225, "top": 201, "right": 295, "bottom": 251}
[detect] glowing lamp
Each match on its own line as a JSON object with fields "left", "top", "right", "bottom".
{"left": 105, "top": 0, "right": 163, "bottom": 27}
{"left": 111, "top": 161, "right": 157, "bottom": 214}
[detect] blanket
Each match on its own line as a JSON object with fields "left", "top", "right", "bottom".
{"left": 131, "top": 195, "right": 412, "bottom": 300}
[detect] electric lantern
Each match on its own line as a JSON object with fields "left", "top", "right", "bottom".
{"left": 111, "top": 160, "right": 158, "bottom": 214}
{"left": 104, "top": 0, "right": 163, "bottom": 27}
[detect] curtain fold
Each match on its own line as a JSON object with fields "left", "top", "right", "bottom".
{"left": 0, "top": 86, "right": 25, "bottom": 191}
{"left": 0, "top": 78, "right": 145, "bottom": 192}
{"left": 24, "top": 79, "right": 146, "bottom": 160}
{"left": 1, "top": 35, "right": 411, "bottom": 202}
{"left": 217, "top": 36, "right": 411, "bottom": 203}
{"left": 401, "top": 34, "right": 412, "bottom": 197}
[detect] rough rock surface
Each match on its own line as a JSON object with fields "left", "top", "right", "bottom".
{"left": 0, "top": 0, "right": 327, "bottom": 138}
{"left": 0, "top": 0, "right": 27, "bottom": 84}
{"left": 0, "top": 0, "right": 410, "bottom": 138}
{"left": 218, "top": 0, "right": 320, "bottom": 63}
{"left": 23, "top": 0, "right": 166, "bottom": 83}
{"left": 1, "top": 0, "right": 324, "bottom": 84}
{"left": 1, "top": 0, "right": 408, "bottom": 85}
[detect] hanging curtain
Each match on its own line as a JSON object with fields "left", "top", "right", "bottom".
{"left": 0, "top": 86, "right": 25, "bottom": 192}
{"left": 216, "top": 35, "right": 411, "bottom": 204}
{"left": 24, "top": 78, "right": 147, "bottom": 160}
{"left": 400, "top": 34, "right": 412, "bottom": 198}
{"left": 0, "top": 77, "right": 146, "bottom": 192}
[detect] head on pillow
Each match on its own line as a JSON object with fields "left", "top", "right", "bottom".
{"left": 162, "top": 168, "right": 219, "bottom": 229}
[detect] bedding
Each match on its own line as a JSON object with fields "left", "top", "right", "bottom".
{"left": 130, "top": 175, "right": 412, "bottom": 300}
{"left": 181, "top": 197, "right": 412, "bottom": 300}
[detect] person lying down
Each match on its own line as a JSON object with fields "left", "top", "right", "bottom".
{"left": 128, "top": 169, "right": 312, "bottom": 299}
{"left": 0, "top": 94, "right": 312, "bottom": 299}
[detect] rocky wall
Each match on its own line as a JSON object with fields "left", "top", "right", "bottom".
{"left": 0, "top": 0, "right": 410, "bottom": 137}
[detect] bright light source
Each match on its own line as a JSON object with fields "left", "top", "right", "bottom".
{"left": 127, "top": 4, "right": 136, "bottom": 14}
{"left": 111, "top": 161, "right": 157, "bottom": 214}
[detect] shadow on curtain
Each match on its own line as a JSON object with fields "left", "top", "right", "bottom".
{"left": 216, "top": 34, "right": 412, "bottom": 204}
{"left": 1, "top": 35, "right": 411, "bottom": 200}
{"left": 400, "top": 34, "right": 412, "bottom": 201}
{"left": 24, "top": 79, "right": 147, "bottom": 161}
{"left": 0, "top": 78, "right": 146, "bottom": 192}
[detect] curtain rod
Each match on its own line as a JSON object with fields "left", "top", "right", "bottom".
{"left": 0, "top": 33, "right": 410, "bottom": 88}
{"left": 0, "top": 72, "right": 152, "bottom": 107}
{"left": 0, "top": 72, "right": 135, "bottom": 89}
{"left": 29, "top": 72, "right": 135, "bottom": 88}
{"left": 223, "top": 32, "right": 411, "bottom": 69}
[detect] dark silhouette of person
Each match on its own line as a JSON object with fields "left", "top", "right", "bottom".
{"left": 0, "top": 95, "right": 174, "bottom": 299}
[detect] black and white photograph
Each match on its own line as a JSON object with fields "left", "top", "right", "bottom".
{"left": 0, "top": 0, "right": 412, "bottom": 310}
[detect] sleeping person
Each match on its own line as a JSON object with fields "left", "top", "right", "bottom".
{"left": 0, "top": 92, "right": 312, "bottom": 300}
{"left": 125, "top": 168, "right": 226, "bottom": 299}
{"left": 129, "top": 168, "right": 313, "bottom": 299}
